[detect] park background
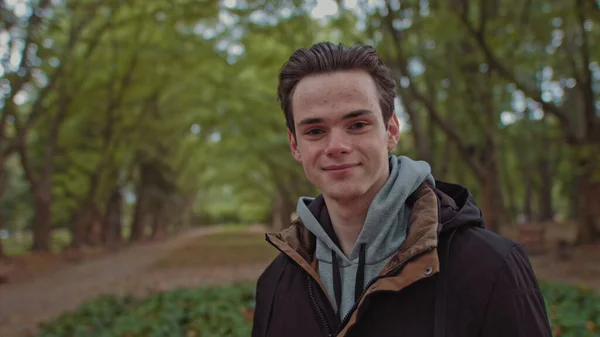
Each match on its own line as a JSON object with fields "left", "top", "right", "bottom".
{"left": 0, "top": 0, "right": 599, "bottom": 336}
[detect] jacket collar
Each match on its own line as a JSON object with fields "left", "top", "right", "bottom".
{"left": 265, "top": 182, "right": 440, "bottom": 297}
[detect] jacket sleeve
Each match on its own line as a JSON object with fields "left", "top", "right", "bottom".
{"left": 251, "top": 278, "right": 264, "bottom": 337}
{"left": 478, "top": 244, "right": 553, "bottom": 337}
{"left": 251, "top": 254, "right": 286, "bottom": 337}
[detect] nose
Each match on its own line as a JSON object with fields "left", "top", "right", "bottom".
{"left": 324, "top": 128, "right": 352, "bottom": 157}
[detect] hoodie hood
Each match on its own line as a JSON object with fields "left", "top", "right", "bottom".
{"left": 298, "top": 155, "right": 435, "bottom": 263}
{"left": 296, "top": 155, "right": 434, "bottom": 318}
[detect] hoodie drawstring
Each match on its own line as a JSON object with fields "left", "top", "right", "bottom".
{"left": 331, "top": 249, "right": 342, "bottom": 321}
{"left": 331, "top": 243, "right": 367, "bottom": 321}
{"left": 355, "top": 243, "right": 366, "bottom": 301}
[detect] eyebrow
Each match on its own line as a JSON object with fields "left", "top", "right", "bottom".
{"left": 297, "top": 109, "right": 373, "bottom": 126}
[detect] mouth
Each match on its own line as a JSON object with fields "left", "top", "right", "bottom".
{"left": 323, "top": 163, "right": 359, "bottom": 171}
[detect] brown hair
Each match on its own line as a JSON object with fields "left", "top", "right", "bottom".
{"left": 277, "top": 42, "right": 396, "bottom": 135}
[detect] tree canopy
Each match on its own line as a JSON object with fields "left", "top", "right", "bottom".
{"left": 0, "top": 0, "right": 598, "bottom": 255}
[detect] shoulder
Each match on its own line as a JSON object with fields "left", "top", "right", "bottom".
{"left": 444, "top": 227, "right": 538, "bottom": 300}
{"left": 448, "top": 226, "right": 521, "bottom": 267}
{"left": 256, "top": 252, "right": 292, "bottom": 296}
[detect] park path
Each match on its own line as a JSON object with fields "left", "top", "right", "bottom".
{"left": 0, "top": 226, "right": 261, "bottom": 337}
{"left": 1, "top": 223, "right": 598, "bottom": 337}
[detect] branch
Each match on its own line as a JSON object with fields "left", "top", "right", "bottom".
{"left": 396, "top": 85, "right": 431, "bottom": 161}
{"left": 478, "top": 0, "right": 488, "bottom": 34}
{"left": 503, "top": 0, "right": 533, "bottom": 59}
{"left": 5, "top": 2, "right": 110, "bottom": 156}
{"left": 563, "top": 29, "right": 584, "bottom": 85}
{"left": 575, "top": 0, "right": 596, "bottom": 131}
{"left": 0, "top": 100, "right": 13, "bottom": 145}
{"left": 17, "top": 130, "right": 37, "bottom": 187}
{"left": 455, "top": 8, "right": 574, "bottom": 137}
{"left": 10, "top": 0, "right": 52, "bottom": 97}
{"left": 383, "top": 0, "right": 487, "bottom": 180}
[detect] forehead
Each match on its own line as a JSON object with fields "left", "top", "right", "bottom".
{"left": 291, "top": 70, "right": 381, "bottom": 122}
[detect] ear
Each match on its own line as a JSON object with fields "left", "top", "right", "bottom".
{"left": 387, "top": 113, "right": 400, "bottom": 151}
{"left": 288, "top": 129, "right": 302, "bottom": 162}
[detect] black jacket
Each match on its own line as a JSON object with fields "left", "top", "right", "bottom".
{"left": 252, "top": 181, "right": 553, "bottom": 337}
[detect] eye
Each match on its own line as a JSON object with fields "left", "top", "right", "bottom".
{"left": 350, "top": 122, "right": 368, "bottom": 130}
{"left": 306, "top": 128, "right": 324, "bottom": 136}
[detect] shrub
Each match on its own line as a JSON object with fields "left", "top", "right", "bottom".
{"left": 35, "top": 283, "right": 255, "bottom": 337}
{"left": 540, "top": 281, "right": 600, "bottom": 336}
{"left": 35, "top": 281, "right": 599, "bottom": 337}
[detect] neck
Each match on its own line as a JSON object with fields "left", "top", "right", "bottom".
{"left": 324, "top": 172, "right": 389, "bottom": 256}
{"left": 324, "top": 159, "right": 392, "bottom": 257}
{"left": 325, "top": 195, "right": 372, "bottom": 257}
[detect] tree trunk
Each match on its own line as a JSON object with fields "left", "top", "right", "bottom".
{"left": 24, "top": 91, "right": 69, "bottom": 252}
{"left": 569, "top": 174, "right": 580, "bottom": 221}
{"left": 271, "top": 190, "right": 294, "bottom": 231}
{"left": 31, "top": 188, "right": 52, "bottom": 252}
{"left": 436, "top": 135, "right": 452, "bottom": 180}
{"left": 480, "top": 172, "right": 503, "bottom": 233}
{"left": 104, "top": 186, "right": 123, "bottom": 247}
{"left": 151, "top": 218, "right": 167, "bottom": 240}
{"left": 70, "top": 206, "right": 89, "bottom": 249}
{"left": 280, "top": 197, "right": 294, "bottom": 231}
{"left": 522, "top": 162, "right": 534, "bottom": 223}
{"left": 70, "top": 172, "right": 104, "bottom": 248}
{"left": 0, "top": 214, "right": 5, "bottom": 258}
{"left": 85, "top": 206, "right": 103, "bottom": 246}
{"left": 575, "top": 160, "right": 600, "bottom": 244}
{"left": 500, "top": 146, "right": 518, "bottom": 222}
{"left": 129, "top": 182, "right": 148, "bottom": 242}
{"left": 0, "top": 163, "right": 6, "bottom": 257}
{"left": 70, "top": 202, "right": 101, "bottom": 248}
{"left": 151, "top": 200, "right": 167, "bottom": 240}
{"left": 537, "top": 156, "right": 554, "bottom": 222}
{"left": 271, "top": 191, "right": 283, "bottom": 230}
{"left": 404, "top": 97, "right": 432, "bottom": 162}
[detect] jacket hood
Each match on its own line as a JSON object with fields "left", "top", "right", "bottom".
{"left": 429, "top": 180, "right": 485, "bottom": 233}
{"left": 297, "top": 178, "right": 484, "bottom": 252}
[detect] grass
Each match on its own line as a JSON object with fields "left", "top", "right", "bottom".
{"left": 152, "top": 227, "right": 278, "bottom": 269}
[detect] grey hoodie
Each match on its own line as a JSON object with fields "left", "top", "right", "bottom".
{"left": 296, "top": 155, "right": 434, "bottom": 320}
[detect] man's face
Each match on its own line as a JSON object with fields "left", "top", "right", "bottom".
{"left": 288, "top": 69, "right": 400, "bottom": 203}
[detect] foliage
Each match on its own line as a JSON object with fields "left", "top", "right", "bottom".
{"left": 35, "top": 283, "right": 256, "bottom": 337}
{"left": 33, "top": 281, "right": 600, "bottom": 337}
{"left": 541, "top": 281, "right": 600, "bottom": 336}
{"left": 1, "top": 0, "right": 599, "bottom": 253}
{"left": 2, "top": 228, "right": 71, "bottom": 256}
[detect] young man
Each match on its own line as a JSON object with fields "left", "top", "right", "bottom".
{"left": 252, "top": 42, "right": 552, "bottom": 337}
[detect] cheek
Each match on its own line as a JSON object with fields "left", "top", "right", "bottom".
{"left": 297, "top": 143, "right": 320, "bottom": 164}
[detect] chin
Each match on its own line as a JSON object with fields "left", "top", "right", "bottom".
{"left": 321, "top": 184, "right": 366, "bottom": 201}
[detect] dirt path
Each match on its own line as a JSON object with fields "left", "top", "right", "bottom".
{"left": 0, "top": 227, "right": 242, "bottom": 337}
{"left": 0, "top": 223, "right": 597, "bottom": 337}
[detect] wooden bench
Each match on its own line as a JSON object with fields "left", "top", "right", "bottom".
{"left": 518, "top": 225, "right": 546, "bottom": 254}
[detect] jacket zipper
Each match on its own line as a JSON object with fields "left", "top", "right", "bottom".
{"left": 266, "top": 234, "right": 435, "bottom": 337}
{"left": 334, "top": 246, "right": 435, "bottom": 336}
{"left": 308, "top": 275, "right": 334, "bottom": 337}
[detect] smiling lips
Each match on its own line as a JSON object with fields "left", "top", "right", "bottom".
{"left": 323, "top": 163, "right": 359, "bottom": 171}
